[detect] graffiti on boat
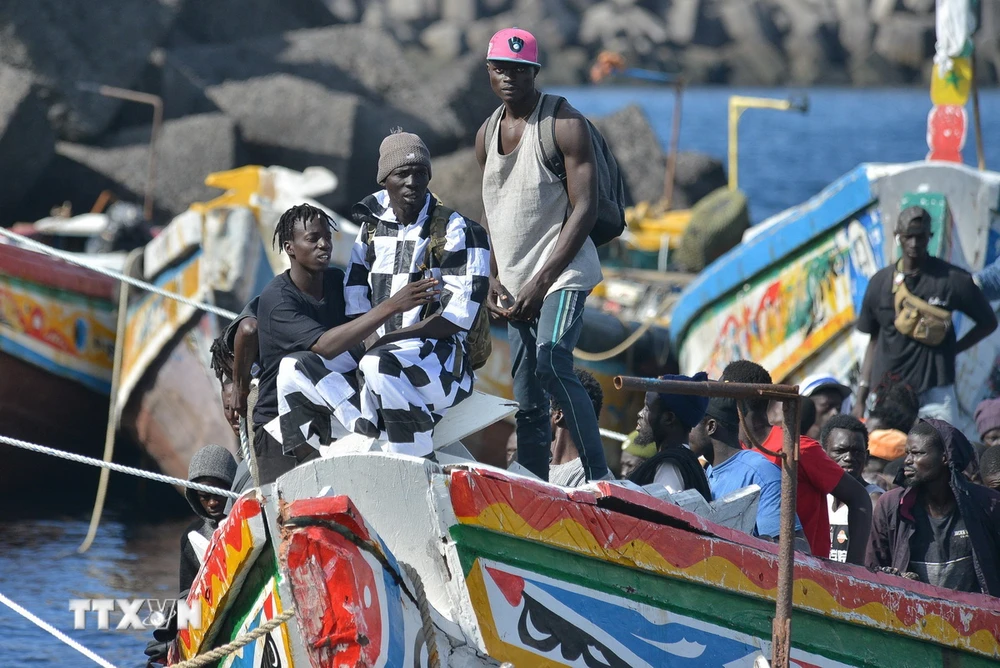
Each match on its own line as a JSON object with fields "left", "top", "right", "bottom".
{"left": 680, "top": 211, "right": 884, "bottom": 380}
{"left": 0, "top": 276, "right": 115, "bottom": 392}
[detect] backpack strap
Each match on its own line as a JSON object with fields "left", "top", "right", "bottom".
{"left": 537, "top": 93, "right": 567, "bottom": 182}
{"left": 483, "top": 104, "right": 505, "bottom": 157}
{"left": 426, "top": 194, "right": 454, "bottom": 269}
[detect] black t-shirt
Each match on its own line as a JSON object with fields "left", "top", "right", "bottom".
{"left": 856, "top": 257, "right": 994, "bottom": 394}
{"left": 908, "top": 502, "right": 979, "bottom": 593}
{"left": 253, "top": 269, "right": 347, "bottom": 427}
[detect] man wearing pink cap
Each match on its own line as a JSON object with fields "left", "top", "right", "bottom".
{"left": 475, "top": 27, "right": 609, "bottom": 482}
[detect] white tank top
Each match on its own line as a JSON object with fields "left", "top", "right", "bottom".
{"left": 482, "top": 96, "right": 603, "bottom": 299}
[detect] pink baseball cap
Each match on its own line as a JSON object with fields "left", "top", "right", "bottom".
{"left": 486, "top": 28, "right": 540, "bottom": 68}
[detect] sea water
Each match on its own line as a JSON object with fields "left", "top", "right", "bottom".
{"left": 4, "top": 86, "right": 1000, "bottom": 666}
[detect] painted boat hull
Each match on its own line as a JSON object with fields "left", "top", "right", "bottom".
{"left": 175, "top": 454, "right": 1000, "bottom": 667}
{"left": 670, "top": 161, "right": 1000, "bottom": 436}
{"left": 0, "top": 241, "right": 236, "bottom": 493}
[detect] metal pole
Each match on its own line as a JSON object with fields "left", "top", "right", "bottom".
{"left": 614, "top": 375, "right": 801, "bottom": 401}
{"left": 77, "top": 83, "right": 163, "bottom": 221}
{"left": 728, "top": 101, "right": 741, "bottom": 191}
{"left": 663, "top": 79, "right": 684, "bottom": 208}
{"left": 614, "top": 374, "right": 801, "bottom": 666}
{"left": 971, "top": 55, "right": 986, "bottom": 171}
{"left": 771, "top": 397, "right": 801, "bottom": 668}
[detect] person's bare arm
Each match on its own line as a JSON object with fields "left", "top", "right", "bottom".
{"left": 831, "top": 472, "right": 873, "bottom": 565}
{"left": 853, "top": 337, "right": 878, "bottom": 417}
{"left": 507, "top": 103, "right": 597, "bottom": 322}
{"left": 231, "top": 317, "right": 259, "bottom": 417}
{"left": 956, "top": 272, "right": 998, "bottom": 353}
{"left": 476, "top": 119, "right": 514, "bottom": 319}
{"left": 310, "top": 279, "right": 440, "bottom": 358}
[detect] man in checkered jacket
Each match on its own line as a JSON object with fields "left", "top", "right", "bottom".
{"left": 277, "top": 129, "right": 490, "bottom": 458}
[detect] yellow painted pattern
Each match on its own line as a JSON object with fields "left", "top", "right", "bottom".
{"left": 465, "top": 563, "right": 571, "bottom": 667}
{"left": 459, "top": 501, "right": 1000, "bottom": 658}
{"left": 180, "top": 518, "right": 258, "bottom": 658}
{"left": 930, "top": 58, "right": 972, "bottom": 106}
{"left": 0, "top": 281, "right": 115, "bottom": 375}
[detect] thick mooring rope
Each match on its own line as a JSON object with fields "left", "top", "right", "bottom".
{"left": 0, "top": 225, "right": 238, "bottom": 320}
{"left": 0, "top": 433, "right": 239, "bottom": 499}
{"left": 170, "top": 609, "right": 296, "bottom": 668}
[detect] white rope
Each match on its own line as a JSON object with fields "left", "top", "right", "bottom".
{"left": 0, "top": 433, "right": 239, "bottom": 499}
{"left": 0, "top": 592, "right": 119, "bottom": 668}
{"left": 0, "top": 226, "right": 238, "bottom": 320}
{"left": 600, "top": 428, "right": 628, "bottom": 442}
{"left": 171, "top": 609, "right": 295, "bottom": 668}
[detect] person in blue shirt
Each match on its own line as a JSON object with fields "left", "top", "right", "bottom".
{"left": 689, "top": 395, "right": 805, "bottom": 545}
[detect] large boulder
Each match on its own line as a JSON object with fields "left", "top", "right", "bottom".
{"left": 204, "top": 74, "right": 438, "bottom": 209}
{"left": 170, "top": 0, "right": 312, "bottom": 45}
{"left": 0, "top": 0, "right": 182, "bottom": 140}
{"left": 57, "top": 113, "right": 243, "bottom": 218}
{"left": 834, "top": 0, "right": 875, "bottom": 62}
{"left": 0, "top": 66, "right": 55, "bottom": 214}
{"left": 670, "top": 152, "right": 728, "bottom": 210}
{"left": 666, "top": 0, "right": 703, "bottom": 45}
{"left": 429, "top": 148, "right": 484, "bottom": 224}
{"left": 591, "top": 104, "right": 666, "bottom": 206}
{"left": 164, "top": 26, "right": 466, "bottom": 150}
{"left": 874, "top": 12, "right": 935, "bottom": 70}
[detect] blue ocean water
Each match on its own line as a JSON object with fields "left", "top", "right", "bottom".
{"left": 551, "top": 86, "right": 1000, "bottom": 223}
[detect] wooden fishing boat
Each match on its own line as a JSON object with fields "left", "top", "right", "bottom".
{"left": 170, "top": 398, "right": 1000, "bottom": 668}
{"left": 670, "top": 160, "right": 1000, "bottom": 437}
{"left": 0, "top": 242, "right": 117, "bottom": 495}
{"left": 0, "top": 165, "right": 356, "bottom": 489}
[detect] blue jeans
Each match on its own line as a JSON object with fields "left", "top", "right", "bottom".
{"left": 917, "top": 384, "right": 957, "bottom": 424}
{"left": 508, "top": 289, "right": 610, "bottom": 481}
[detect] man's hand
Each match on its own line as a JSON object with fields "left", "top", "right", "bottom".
{"left": 486, "top": 276, "right": 515, "bottom": 319}
{"left": 879, "top": 566, "right": 920, "bottom": 580}
{"left": 229, "top": 383, "right": 249, "bottom": 419}
{"left": 508, "top": 274, "right": 552, "bottom": 322}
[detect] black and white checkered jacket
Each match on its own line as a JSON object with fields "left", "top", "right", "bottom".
{"left": 344, "top": 191, "right": 491, "bottom": 339}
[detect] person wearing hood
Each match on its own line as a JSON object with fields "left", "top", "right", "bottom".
{"left": 866, "top": 419, "right": 1000, "bottom": 595}
{"left": 180, "top": 444, "right": 237, "bottom": 592}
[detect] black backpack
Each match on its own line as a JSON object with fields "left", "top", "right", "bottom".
{"left": 484, "top": 93, "right": 627, "bottom": 246}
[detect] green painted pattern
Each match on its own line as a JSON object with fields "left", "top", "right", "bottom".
{"left": 0, "top": 274, "right": 116, "bottom": 310}
{"left": 209, "top": 543, "right": 281, "bottom": 651}
{"left": 451, "top": 524, "right": 993, "bottom": 668}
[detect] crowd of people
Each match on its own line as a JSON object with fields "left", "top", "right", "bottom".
{"left": 148, "top": 22, "right": 1000, "bottom": 668}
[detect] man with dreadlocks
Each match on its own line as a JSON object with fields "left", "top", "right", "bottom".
{"left": 252, "top": 202, "right": 439, "bottom": 484}
{"left": 277, "top": 129, "right": 490, "bottom": 459}
{"left": 209, "top": 298, "right": 259, "bottom": 437}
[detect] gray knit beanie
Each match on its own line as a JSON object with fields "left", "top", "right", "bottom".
{"left": 376, "top": 129, "right": 431, "bottom": 185}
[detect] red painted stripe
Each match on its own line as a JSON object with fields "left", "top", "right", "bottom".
{"left": 449, "top": 468, "right": 1000, "bottom": 641}
{"left": 0, "top": 243, "right": 117, "bottom": 301}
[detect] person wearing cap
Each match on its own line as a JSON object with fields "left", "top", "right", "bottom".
{"left": 337, "top": 128, "right": 491, "bottom": 457}
{"left": 688, "top": 396, "right": 805, "bottom": 544}
{"left": 800, "top": 373, "right": 852, "bottom": 440}
{"left": 475, "top": 27, "right": 608, "bottom": 482}
{"left": 854, "top": 206, "right": 996, "bottom": 423}
{"left": 625, "top": 372, "right": 712, "bottom": 501}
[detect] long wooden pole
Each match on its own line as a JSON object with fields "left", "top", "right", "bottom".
{"left": 971, "top": 54, "right": 986, "bottom": 171}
